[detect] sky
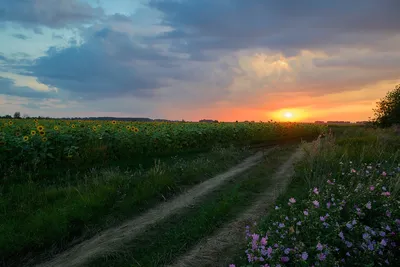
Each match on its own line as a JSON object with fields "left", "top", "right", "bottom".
{"left": 0, "top": 0, "right": 400, "bottom": 122}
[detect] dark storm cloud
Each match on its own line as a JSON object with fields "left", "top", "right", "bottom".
{"left": 0, "top": 0, "right": 104, "bottom": 29}
{"left": 0, "top": 77, "right": 56, "bottom": 99}
{"left": 149, "top": 0, "right": 400, "bottom": 56}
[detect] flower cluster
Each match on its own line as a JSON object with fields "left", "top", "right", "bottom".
{"left": 231, "top": 161, "right": 400, "bottom": 266}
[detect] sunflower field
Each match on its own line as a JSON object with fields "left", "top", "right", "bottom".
{"left": 0, "top": 118, "right": 324, "bottom": 172}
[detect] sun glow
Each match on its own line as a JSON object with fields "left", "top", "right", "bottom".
{"left": 269, "top": 109, "right": 309, "bottom": 122}
{"left": 283, "top": 112, "right": 293, "bottom": 118}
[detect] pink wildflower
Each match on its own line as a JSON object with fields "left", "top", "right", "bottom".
{"left": 370, "top": 186, "right": 375, "bottom": 191}
{"left": 313, "top": 187, "right": 319, "bottom": 194}
{"left": 289, "top": 198, "right": 296, "bottom": 204}
{"left": 252, "top": 233, "right": 260, "bottom": 241}
{"left": 304, "top": 210, "right": 309, "bottom": 216}
{"left": 261, "top": 237, "right": 267, "bottom": 246}
{"left": 382, "top": 171, "right": 387, "bottom": 176}
{"left": 382, "top": 192, "right": 391, "bottom": 197}
{"left": 229, "top": 265, "right": 236, "bottom": 267}
{"left": 313, "top": 200, "right": 320, "bottom": 208}
{"left": 281, "top": 256, "right": 289, "bottom": 263}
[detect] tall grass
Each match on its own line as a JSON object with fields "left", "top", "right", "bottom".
{"left": 232, "top": 128, "right": 400, "bottom": 266}
{"left": 0, "top": 145, "right": 251, "bottom": 266}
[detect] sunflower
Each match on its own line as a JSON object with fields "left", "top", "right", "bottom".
{"left": 54, "top": 126, "right": 59, "bottom": 131}
{"left": 71, "top": 124, "right": 76, "bottom": 128}
{"left": 8, "top": 121, "right": 13, "bottom": 126}
{"left": 15, "top": 132, "right": 21, "bottom": 137}
{"left": 34, "top": 119, "right": 38, "bottom": 123}
{"left": 133, "top": 127, "right": 139, "bottom": 133}
{"left": 37, "top": 125, "right": 44, "bottom": 131}
{"left": 31, "top": 130, "right": 36, "bottom": 136}
{"left": 126, "top": 125, "right": 131, "bottom": 130}
{"left": 39, "top": 131, "right": 46, "bottom": 136}
{"left": 23, "top": 136, "right": 29, "bottom": 141}
{"left": 42, "top": 137, "right": 48, "bottom": 142}
{"left": 112, "top": 120, "right": 117, "bottom": 125}
{"left": 92, "top": 126, "right": 97, "bottom": 131}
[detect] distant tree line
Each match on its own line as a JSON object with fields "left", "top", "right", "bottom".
{"left": 0, "top": 113, "right": 188, "bottom": 122}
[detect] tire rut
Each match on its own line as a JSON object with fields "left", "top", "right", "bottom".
{"left": 168, "top": 142, "right": 313, "bottom": 267}
{"left": 35, "top": 148, "right": 276, "bottom": 267}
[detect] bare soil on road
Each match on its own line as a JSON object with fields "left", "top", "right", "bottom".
{"left": 168, "top": 142, "right": 312, "bottom": 267}
{"left": 35, "top": 148, "right": 276, "bottom": 267}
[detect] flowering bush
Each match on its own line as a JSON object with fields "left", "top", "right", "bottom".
{"left": 231, "top": 161, "right": 400, "bottom": 266}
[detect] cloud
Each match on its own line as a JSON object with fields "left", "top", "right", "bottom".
{"left": 313, "top": 51, "right": 400, "bottom": 70}
{"left": 1, "top": 0, "right": 400, "bottom": 122}
{"left": 12, "top": 33, "right": 29, "bottom": 40}
{"left": 0, "top": 76, "right": 57, "bottom": 99}
{"left": 150, "top": 0, "right": 400, "bottom": 57}
{"left": 52, "top": 33, "right": 63, "bottom": 40}
{"left": 33, "top": 27, "right": 43, "bottom": 35}
{"left": 0, "top": 0, "right": 104, "bottom": 29}
{"left": 27, "top": 27, "right": 177, "bottom": 100}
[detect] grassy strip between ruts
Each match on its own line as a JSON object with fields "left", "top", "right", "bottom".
{"left": 85, "top": 144, "right": 298, "bottom": 267}
{"left": 231, "top": 127, "right": 400, "bottom": 266}
{"left": 1, "top": 145, "right": 254, "bottom": 267}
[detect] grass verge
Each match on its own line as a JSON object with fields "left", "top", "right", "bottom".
{"left": 231, "top": 127, "right": 400, "bottom": 266}
{"left": 85, "top": 145, "right": 298, "bottom": 267}
{"left": 0, "top": 145, "right": 252, "bottom": 267}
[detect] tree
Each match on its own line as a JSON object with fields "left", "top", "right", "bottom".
{"left": 372, "top": 84, "right": 400, "bottom": 128}
{"left": 13, "top": 111, "right": 21, "bottom": 119}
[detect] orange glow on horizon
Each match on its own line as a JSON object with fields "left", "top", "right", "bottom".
{"left": 269, "top": 108, "right": 309, "bottom": 122}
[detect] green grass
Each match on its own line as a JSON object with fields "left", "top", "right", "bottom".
{"left": 0, "top": 145, "right": 253, "bottom": 267}
{"left": 86, "top": 145, "right": 298, "bottom": 267}
{"left": 231, "top": 127, "right": 400, "bottom": 266}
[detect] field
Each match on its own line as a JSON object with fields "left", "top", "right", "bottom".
{"left": 1, "top": 119, "right": 398, "bottom": 267}
{"left": 0, "top": 119, "right": 321, "bottom": 176}
{"left": 0, "top": 119, "right": 322, "bottom": 266}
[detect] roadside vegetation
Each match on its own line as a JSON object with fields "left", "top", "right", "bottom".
{"left": 230, "top": 127, "right": 400, "bottom": 266}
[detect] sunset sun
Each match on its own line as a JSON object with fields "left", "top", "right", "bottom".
{"left": 283, "top": 112, "right": 293, "bottom": 118}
